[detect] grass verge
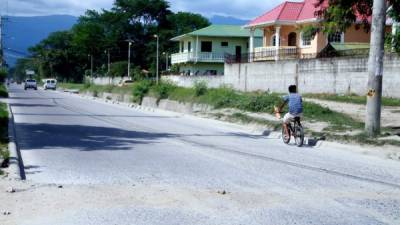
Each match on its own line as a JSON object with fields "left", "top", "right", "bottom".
{"left": 304, "top": 93, "right": 400, "bottom": 107}
{"left": 61, "top": 81, "right": 365, "bottom": 135}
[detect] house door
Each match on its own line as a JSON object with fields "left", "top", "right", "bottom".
{"left": 288, "top": 32, "right": 297, "bottom": 46}
{"left": 235, "top": 46, "right": 242, "bottom": 62}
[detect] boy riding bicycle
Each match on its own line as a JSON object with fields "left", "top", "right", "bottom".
{"left": 276, "top": 85, "right": 303, "bottom": 138}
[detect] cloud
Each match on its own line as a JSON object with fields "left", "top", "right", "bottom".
{"left": 5, "top": 0, "right": 291, "bottom": 19}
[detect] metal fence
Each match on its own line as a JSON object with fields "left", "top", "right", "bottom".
{"left": 225, "top": 47, "right": 299, "bottom": 64}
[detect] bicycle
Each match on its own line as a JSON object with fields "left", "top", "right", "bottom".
{"left": 274, "top": 107, "right": 305, "bottom": 147}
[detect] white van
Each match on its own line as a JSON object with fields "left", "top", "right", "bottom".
{"left": 44, "top": 79, "right": 57, "bottom": 90}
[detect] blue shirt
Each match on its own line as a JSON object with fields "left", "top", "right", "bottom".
{"left": 283, "top": 93, "right": 303, "bottom": 115}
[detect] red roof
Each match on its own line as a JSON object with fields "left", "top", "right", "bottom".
{"left": 247, "top": 0, "right": 326, "bottom": 27}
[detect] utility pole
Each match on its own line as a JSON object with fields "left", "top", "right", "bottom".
{"left": 125, "top": 39, "right": 134, "bottom": 78}
{"left": 154, "top": 34, "right": 159, "bottom": 84}
{"left": 88, "top": 54, "right": 93, "bottom": 77}
{"left": 164, "top": 52, "right": 169, "bottom": 71}
{"left": 365, "top": 0, "right": 387, "bottom": 136}
{"left": 128, "top": 42, "right": 132, "bottom": 78}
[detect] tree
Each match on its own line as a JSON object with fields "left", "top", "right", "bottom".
{"left": 16, "top": 0, "right": 210, "bottom": 83}
{"left": 314, "top": 0, "right": 400, "bottom": 136}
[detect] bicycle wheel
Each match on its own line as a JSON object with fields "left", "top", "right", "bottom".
{"left": 294, "top": 124, "right": 304, "bottom": 147}
{"left": 282, "top": 125, "right": 291, "bottom": 144}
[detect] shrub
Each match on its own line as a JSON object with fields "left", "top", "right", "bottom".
{"left": 240, "top": 92, "right": 282, "bottom": 112}
{"left": 201, "top": 85, "right": 240, "bottom": 108}
{"left": 0, "top": 103, "right": 8, "bottom": 143}
{"left": 0, "top": 85, "right": 8, "bottom": 98}
{"left": 0, "top": 69, "right": 7, "bottom": 83}
{"left": 110, "top": 61, "right": 128, "bottom": 78}
{"left": 152, "top": 81, "right": 177, "bottom": 100}
{"left": 194, "top": 80, "right": 208, "bottom": 96}
{"left": 93, "top": 90, "right": 99, "bottom": 97}
{"left": 132, "top": 80, "right": 152, "bottom": 103}
{"left": 132, "top": 67, "right": 146, "bottom": 81}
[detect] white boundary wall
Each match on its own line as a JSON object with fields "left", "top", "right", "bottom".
{"left": 164, "top": 54, "right": 400, "bottom": 98}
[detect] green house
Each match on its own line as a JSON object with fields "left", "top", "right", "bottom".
{"left": 171, "top": 25, "right": 263, "bottom": 76}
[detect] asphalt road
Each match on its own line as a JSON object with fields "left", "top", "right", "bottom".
{"left": 6, "top": 84, "right": 400, "bottom": 225}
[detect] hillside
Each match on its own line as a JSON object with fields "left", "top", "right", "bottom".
{"left": 4, "top": 15, "right": 77, "bottom": 66}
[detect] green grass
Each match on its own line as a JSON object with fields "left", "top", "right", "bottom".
{"left": 58, "top": 83, "right": 86, "bottom": 90}
{"left": 304, "top": 93, "right": 400, "bottom": 107}
{"left": 60, "top": 81, "right": 364, "bottom": 132}
{"left": 310, "top": 131, "right": 400, "bottom": 147}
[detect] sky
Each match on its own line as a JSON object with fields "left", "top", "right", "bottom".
{"left": 3, "top": 0, "right": 290, "bottom": 20}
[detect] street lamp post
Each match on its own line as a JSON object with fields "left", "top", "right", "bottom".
{"left": 88, "top": 54, "right": 93, "bottom": 77}
{"left": 154, "top": 34, "right": 159, "bottom": 84}
{"left": 126, "top": 39, "right": 134, "bottom": 78}
{"left": 163, "top": 52, "right": 169, "bottom": 72}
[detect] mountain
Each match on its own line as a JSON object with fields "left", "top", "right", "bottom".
{"left": 209, "top": 15, "right": 249, "bottom": 25}
{"left": 4, "top": 15, "right": 78, "bottom": 66}
{"left": 3, "top": 14, "right": 248, "bottom": 67}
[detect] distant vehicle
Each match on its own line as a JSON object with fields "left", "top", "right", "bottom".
{"left": 24, "top": 79, "right": 38, "bottom": 90}
{"left": 44, "top": 79, "right": 57, "bottom": 90}
{"left": 118, "top": 80, "right": 134, "bottom": 86}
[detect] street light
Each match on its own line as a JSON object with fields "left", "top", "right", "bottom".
{"left": 88, "top": 54, "right": 93, "bottom": 77}
{"left": 154, "top": 34, "right": 159, "bottom": 84}
{"left": 125, "top": 39, "right": 134, "bottom": 78}
{"left": 162, "top": 52, "right": 169, "bottom": 72}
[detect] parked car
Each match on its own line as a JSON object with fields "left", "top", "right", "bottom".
{"left": 24, "top": 79, "right": 37, "bottom": 90}
{"left": 44, "top": 79, "right": 57, "bottom": 90}
{"left": 118, "top": 80, "right": 134, "bottom": 86}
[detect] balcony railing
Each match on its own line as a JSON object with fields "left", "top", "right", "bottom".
{"left": 171, "top": 52, "right": 225, "bottom": 64}
{"left": 225, "top": 46, "right": 299, "bottom": 64}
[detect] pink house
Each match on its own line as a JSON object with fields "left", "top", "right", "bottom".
{"left": 244, "top": 0, "right": 394, "bottom": 61}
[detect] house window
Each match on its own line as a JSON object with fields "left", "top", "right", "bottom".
{"left": 188, "top": 41, "right": 192, "bottom": 52}
{"left": 301, "top": 32, "right": 312, "bottom": 47}
{"left": 201, "top": 41, "right": 212, "bottom": 52}
{"left": 328, "top": 32, "right": 344, "bottom": 43}
{"left": 221, "top": 42, "right": 228, "bottom": 47}
{"left": 180, "top": 42, "right": 184, "bottom": 52}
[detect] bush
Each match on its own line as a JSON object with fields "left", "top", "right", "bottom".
{"left": 132, "top": 80, "right": 152, "bottom": 103}
{"left": 200, "top": 85, "right": 240, "bottom": 108}
{"left": 132, "top": 66, "right": 146, "bottom": 81}
{"left": 110, "top": 61, "right": 128, "bottom": 78}
{"left": 152, "top": 81, "right": 177, "bottom": 100}
{"left": 194, "top": 81, "right": 208, "bottom": 96}
{"left": 0, "top": 85, "right": 8, "bottom": 98}
{"left": 0, "top": 69, "right": 7, "bottom": 83}
{"left": 0, "top": 103, "right": 8, "bottom": 143}
{"left": 240, "top": 93, "right": 281, "bottom": 112}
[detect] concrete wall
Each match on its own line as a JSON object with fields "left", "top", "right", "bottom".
{"left": 179, "top": 63, "right": 225, "bottom": 76}
{"left": 163, "top": 75, "right": 225, "bottom": 89}
{"left": 88, "top": 76, "right": 131, "bottom": 85}
{"left": 225, "top": 54, "right": 400, "bottom": 97}
{"left": 165, "top": 55, "right": 400, "bottom": 98}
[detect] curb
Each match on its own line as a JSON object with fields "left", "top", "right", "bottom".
{"left": 6, "top": 105, "right": 26, "bottom": 180}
